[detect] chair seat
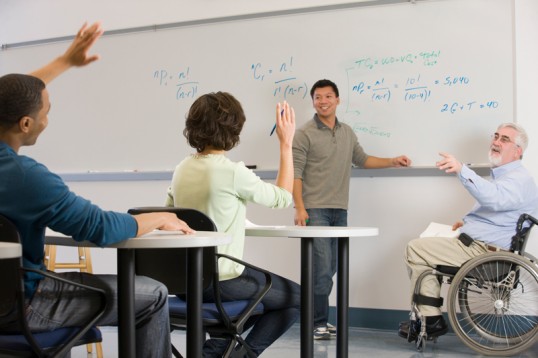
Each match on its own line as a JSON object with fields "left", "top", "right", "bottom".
{"left": 0, "top": 326, "right": 102, "bottom": 352}
{"left": 168, "top": 296, "right": 265, "bottom": 325}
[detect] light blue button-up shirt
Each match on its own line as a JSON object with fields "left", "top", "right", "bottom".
{"left": 459, "top": 160, "right": 538, "bottom": 249}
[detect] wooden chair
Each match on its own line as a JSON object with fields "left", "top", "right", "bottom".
{"left": 44, "top": 244, "right": 103, "bottom": 358}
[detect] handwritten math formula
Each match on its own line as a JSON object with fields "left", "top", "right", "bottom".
{"left": 250, "top": 56, "right": 309, "bottom": 100}
{"left": 349, "top": 74, "right": 498, "bottom": 114}
{"left": 346, "top": 49, "right": 500, "bottom": 115}
{"left": 153, "top": 67, "right": 199, "bottom": 100}
{"left": 354, "top": 50, "right": 441, "bottom": 70}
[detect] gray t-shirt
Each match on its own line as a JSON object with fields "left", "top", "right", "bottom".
{"left": 292, "top": 115, "right": 368, "bottom": 210}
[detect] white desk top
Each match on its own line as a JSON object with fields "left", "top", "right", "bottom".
{"left": 0, "top": 242, "right": 22, "bottom": 259}
{"left": 45, "top": 229, "right": 231, "bottom": 249}
{"left": 245, "top": 225, "right": 379, "bottom": 238}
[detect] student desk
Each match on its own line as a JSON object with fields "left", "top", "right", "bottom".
{"left": 0, "top": 242, "right": 22, "bottom": 259}
{"left": 45, "top": 230, "right": 231, "bottom": 358}
{"left": 245, "top": 225, "right": 379, "bottom": 358}
{"left": 0, "top": 240, "right": 22, "bottom": 327}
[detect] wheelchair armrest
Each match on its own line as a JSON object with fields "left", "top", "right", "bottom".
{"left": 435, "top": 265, "right": 460, "bottom": 276}
{"left": 213, "top": 253, "right": 272, "bottom": 332}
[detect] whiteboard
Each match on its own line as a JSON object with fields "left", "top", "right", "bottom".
{"left": 0, "top": 0, "right": 514, "bottom": 172}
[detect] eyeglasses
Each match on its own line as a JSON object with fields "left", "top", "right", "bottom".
{"left": 491, "top": 133, "right": 519, "bottom": 146}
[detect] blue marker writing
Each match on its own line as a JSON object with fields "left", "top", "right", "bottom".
{"left": 270, "top": 109, "right": 285, "bottom": 136}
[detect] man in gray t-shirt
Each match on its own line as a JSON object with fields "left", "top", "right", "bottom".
{"left": 292, "top": 79, "right": 411, "bottom": 340}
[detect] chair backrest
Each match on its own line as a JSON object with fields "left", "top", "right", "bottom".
{"left": 0, "top": 214, "right": 24, "bottom": 332}
{"left": 0, "top": 214, "right": 21, "bottom": 244}
{"left": 128, "top": 207, "right": 218, "bottom": 295}
{"left": 0, "top": 214, "right": 106, "bottom": 357}
{"left": 510, "top": 213, "right": 538, "bottom": 254}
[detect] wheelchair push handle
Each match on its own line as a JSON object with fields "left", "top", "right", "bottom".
{"left": 516, "top": 213, "right": 538, "bottom": 232}
{"left": 511, "top": 213, "right": 538, "bottom": 254}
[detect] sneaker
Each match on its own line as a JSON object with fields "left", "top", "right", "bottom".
{"left": 326, "top": 323, "right": 337, "bottom": 336}
{"left": 313, "top": 326, "right": 331, "bottom": 340}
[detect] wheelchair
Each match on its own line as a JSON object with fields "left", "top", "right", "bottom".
{"left": 403, "top": 213, "right": 538, "bottom": 356}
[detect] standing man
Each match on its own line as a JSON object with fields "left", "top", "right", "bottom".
{"left": 292, "top": 79, "right": 411, "bottom": 339}
{"left": 0, "top": 23, "right": 193, "bottom": 357}
{"left": 401, "top": 122, "right": 538, "bottom": 341}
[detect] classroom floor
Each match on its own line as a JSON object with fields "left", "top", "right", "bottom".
{"left": 70, "top": 323, "right": 538, "bottom": 357}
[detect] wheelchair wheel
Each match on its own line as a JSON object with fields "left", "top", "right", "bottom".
{"left": 447, "top": 252, "right": 538, "bottom": 356}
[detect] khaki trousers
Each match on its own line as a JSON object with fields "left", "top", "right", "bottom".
{"left": 404, "top": 236, "right": 488, "bottom": 316}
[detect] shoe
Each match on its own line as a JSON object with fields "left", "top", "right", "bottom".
{"left": 399, "top": 316, "right": 448, "bottom": 342}
{"left": 398, "top": 320, "right": 420, "bottom": 342}
{"left": 398, "top": 320, "right": 410, "bottom": 339}
{"left": 425, "top": 316, "right": 448, "bottom": 338}
{"left": 326, "top": 323, "right": 337, "bottom": 336}
{"left": 313, "top": 326, "right": 331, "bottom": 340}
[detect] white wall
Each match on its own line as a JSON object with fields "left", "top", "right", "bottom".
{"left": 1, "top": 0, "right": 537, "bottom": 313}
{"left": 0, "top": 0, "right": 365, "bottom": 45}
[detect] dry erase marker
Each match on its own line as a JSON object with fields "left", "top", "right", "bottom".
{"left": 270, "top": 124, "right": 276, "bottom": 136}
{"left": 270, "top": 110, "right": 285, "bottom": 136}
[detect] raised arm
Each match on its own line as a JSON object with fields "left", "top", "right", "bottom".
{"left": 274, "top": 101, "right": 296, "bottom": 193}
{"left": 30, "top": 22, "right": 104, "bottom": 84}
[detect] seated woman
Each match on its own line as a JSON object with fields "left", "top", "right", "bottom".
{"left": 165, "top": 92, "right": 300, "bottom": 357}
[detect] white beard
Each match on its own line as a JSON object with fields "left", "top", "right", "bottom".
{"left": 488, "top": 151, "right": 502, "bottom": 167}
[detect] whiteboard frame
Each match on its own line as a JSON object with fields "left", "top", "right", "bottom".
{"left": 58, "top": 166, "right": 491, "bottom": 182}
{"left": 2, "top": 0, "right": 418, "bottom": 49}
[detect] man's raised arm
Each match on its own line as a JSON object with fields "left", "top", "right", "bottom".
{"left": 30, "top": 22, "right": 103, "bottom": 84}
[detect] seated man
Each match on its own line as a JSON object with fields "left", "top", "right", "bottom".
{"left": 401, "top": 122, "right": 538, "bottom": 339}
{"left": 0, "top": 23, "right": 193, "bottom": 358}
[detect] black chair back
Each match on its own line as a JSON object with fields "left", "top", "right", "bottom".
{"left": 0, "top": 214, "right": 20, "bottom": 243}
{"left": 128, "top": 207, "right": 271, "bottom": 358}
{"left": 0, "top": 215, "right": 24, "bottom": 332}
{"left": 128, "top": 207, "right": 218, "bottom": 295}
{"left": 0, "top": 214, "right": 106, "bottom": 357}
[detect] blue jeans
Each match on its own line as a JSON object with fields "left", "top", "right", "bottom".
{"left": 202, "top": 266, "right": 300, "bottom": 357}
{"left": 306, "top": 208, "right": 348, "bottom": 328}
{"left": 24, "top": 272, "right": 171, "bottom": 358}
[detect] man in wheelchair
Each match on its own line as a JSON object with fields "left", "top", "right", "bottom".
{"left": 400, "top": 123, "right": 538, "bottom": 344}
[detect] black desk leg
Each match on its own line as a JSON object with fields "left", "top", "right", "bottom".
{"left": 337, "top": 237, "right": 349, "bottom": 358}
{"left": 301, "top": 238, "right": 314, "bottom": 358}
{"left": 186, "top": 247, "right": 203, "bottom": 358}
{"left": 118, "top": 249, "right": 136, "bottom": 358}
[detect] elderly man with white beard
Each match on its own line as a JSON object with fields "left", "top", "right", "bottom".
{"left": 399, "top": 122, "right": 538, "bottom": 341}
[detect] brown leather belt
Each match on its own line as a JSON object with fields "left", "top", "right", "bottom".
{"left": 485, "top": 244, "right": 505, "bottom": 252}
